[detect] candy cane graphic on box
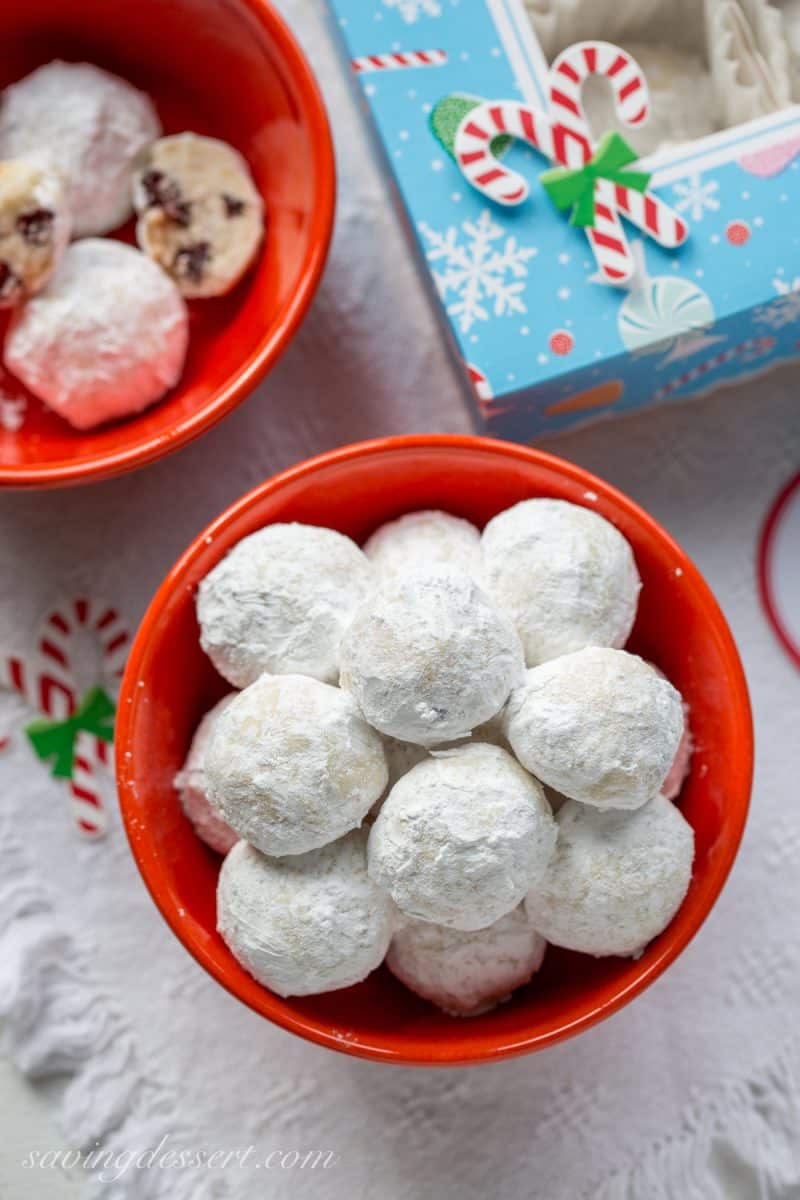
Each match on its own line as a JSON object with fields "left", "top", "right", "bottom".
{"left": 651, "top": 337, "right": 776, "bottom": 403}
{"left": 352, "top": 49, "right": 447, "bottom": 74}
{"left": 1, "top": 598, "right": 129, "bottom": 838}
{"left": 449, "top": 42, "right": 689, "bottom": 284}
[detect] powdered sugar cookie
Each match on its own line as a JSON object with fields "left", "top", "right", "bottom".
{"left": 387, "top": 905, "right": 547, "bottom": 1016}
{"left": 525, "top": 796, "right": 694, "bottom": 957}
{"left": 0, "top": 160, "right": 70, "bottom": 305}
{"left": 504, "top": 648, "right": 684, "bottom": 810}
{"left": 482, "top": 498, "right": 641, "bottom": 667}
{"left": 205, "top": 673, "right": 388, "bottom": 857}
{"left": 340, "top": 571, "right": 524, "bottom": 746}
{"left": 217, "top": 831, "right": 394, "bottom": 997}
{"left": 368, "top": 744, "right": 556, "bottom": 930}
{"left": 364, "top": 510, "right": 482, "bottom": 584}
{"left": 0, "top": 61, "right": 160, "bottom": 237}
{"left": 133, "top": 133, "right": 264, "bottom": 297}
{"left": 4, "top": 239, "right": 188, "bottom": 430}
{"left": 197, "top": 523, "right": 373, "bottom": 687}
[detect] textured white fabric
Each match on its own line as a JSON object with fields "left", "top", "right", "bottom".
{"left": 0, "top": 2, "right": 799, "bottom": 1197}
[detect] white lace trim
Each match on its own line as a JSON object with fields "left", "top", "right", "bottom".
{"left": 593, "top": 1047, "right": 800, "bottom": 1199}
{"left": 0, "top": 814, "right": 227, "bottom": 1200}
{"left": 3, "top": 802, "right": 800, "bottom": 1198}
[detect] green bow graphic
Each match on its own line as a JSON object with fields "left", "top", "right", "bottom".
{"left": 539, "top": 131, "right": 651, "bottom": 228}
{"left": 26, "top": 686, "right": 115, "bottom": 779}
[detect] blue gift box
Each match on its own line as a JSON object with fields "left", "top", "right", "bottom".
{"left": 327, "top": 0, "right": 800, "bottom": 440}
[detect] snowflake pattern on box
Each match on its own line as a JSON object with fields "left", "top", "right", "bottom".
{"left": 382, "top": 0, "right": 442, "bottom": 23}
{"left": 671, "top": 174, "right": 720, "bottom": 222}
{"left": 754, "top": 277, "right": 800, "bottom": 331}
{"left": 418, "top": 210, "right": 537, "bottom": 334}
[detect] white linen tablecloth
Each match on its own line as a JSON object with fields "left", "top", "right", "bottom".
{"left": 1, "top": 3, "right": 799, "bottom": 1197}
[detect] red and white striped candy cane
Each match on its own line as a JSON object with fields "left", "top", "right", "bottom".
{"left": 0, "top": 653, "right": 104, "bottom": 836}
{"left": 352, "top": 49, "right": 447, "bottom": 74}
{"left": 1, "top": 598, "right": 129, "bottom": 839}
{"left": 453, "top": 41, "right": 689, "bottom": 284}
{"left": 549, "top": 42, "right": 648, "bottom": 165}
{"left": 550, "top": 42, "right": 687, "bottom": 276}
{"left": 454, "top": 102, "right": 556, "bottom": 205}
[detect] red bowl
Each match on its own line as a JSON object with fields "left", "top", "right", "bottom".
{"left": 117, "top": 435, "right": 753, "bottom": 1065}
{"left": 0, "top": 0, "right": 334, "bottom": 489}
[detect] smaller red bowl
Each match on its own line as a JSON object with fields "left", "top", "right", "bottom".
{"left": 0, "top": 0, "right": 334, "bottom": 489}
{"left": 117, "top": 435, "right": 753, "bottom": 1066}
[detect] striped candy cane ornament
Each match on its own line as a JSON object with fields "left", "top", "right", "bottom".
{"left": 452, "top": 42, "right": 689, "bottom": 284}
{"left": 1, "top": 598, "right": 129, "bottom": 838}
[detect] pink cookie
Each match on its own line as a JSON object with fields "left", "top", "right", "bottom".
{"left": 174, "top": 695, "right": 238, "bottom": 855}
{"left": 651, "top": 664, "right": 692, "bottom": 800}
{"left": 4, "top": 239, "right": 188, "bottom": 429}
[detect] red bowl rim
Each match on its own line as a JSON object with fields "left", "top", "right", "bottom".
{"left": 0, "top": 0, "right": 336, "bottom": 490}
{"left": 117, "top": 434, "right": 754, "bottom": 1065}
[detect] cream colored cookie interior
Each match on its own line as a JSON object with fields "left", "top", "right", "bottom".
{"left": 134, "top": 133, "right": 264, "bottom": 297}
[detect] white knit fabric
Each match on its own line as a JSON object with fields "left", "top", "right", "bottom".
{"left": 0, "top": 2, "right": 799, "bottom": 1197}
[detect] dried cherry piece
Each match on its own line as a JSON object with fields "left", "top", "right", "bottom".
{"left": 141, "top": 170, "right": 191, "bottom": 227}
{"left": 173, "top": 241, "right": 211, "bottom": 283}
{"left": 16, "top": 208, "right": 54, "bottom": 247}
{"left": 222, "top": 193, "right": 245, "bottom": 217}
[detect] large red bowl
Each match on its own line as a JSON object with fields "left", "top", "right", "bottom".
{"left": 0, "top": 0, "right": 334, "bottom": 488}
{"left": 117, "top": 435, "right": 753, "bottom": 1065}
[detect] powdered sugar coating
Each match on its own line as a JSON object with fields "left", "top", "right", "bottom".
{"left": 387, "top": 905, "right": 547, "bottom": 1016}
{"left": 368, "top": 744, "right": 556, "bottom": 931}
{"left": 481, "top": 498, "right": 641, "bottom": 666}
{"left": 340, "top": 571, "right": 525, "bottom": 746}
{"left": 504, "top": 648, "right": 684, "bottom": 810}
{"left": 4, "top": 239, "right": 188, "bottom": 429}
{"left": 525, "top": 796, "right": 694, "bottom": 957}
{"left": 364, "top": 510, "right": 482, "bottom": 584}
{"left": 206, "top": 673, "right": 388, "bottom": 857}
{"left": 173, "top": 695, "right": 238, "bottom": 855}
{"left": 0, "top": 61, "right": 161, "bottom": 237}
{"left": 217, "top": 831, "right": 394, "bottom": 997}
{"left": 197, "top": 523, "right": 373, "bottom": 687}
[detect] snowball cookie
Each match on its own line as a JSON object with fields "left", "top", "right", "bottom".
{"left": 217, "top": 830, "right": 394, "bottom": 997}
{"left": 4, "top": 239, "right": 188, "bottom": 430}
{"left": 482, "top": 498, "right": 641, "bottom": 666}
{"left": 133, "top": 133, "right": 264, "bottom": 298}
{"left": 368, "top": 744, "right": 556, "bottom": 931}
{"left": 173, "top": 695, "right": 238, "bottom": 855}
{"left": 504, "top": 648, "right": 684, "bottom": 811}
{"left": 0, "top": 61, "right": 160, "bottom": 237}
{"left": 387, "top": 906, "right": 547, "bottom": 1016}
{"left": 206, "top": 673, "right": 388, "bottom": 857}
{"left": 340, "top": 571, "right": 524, "bottom": 746}
{"left": 364, "top": 510, "right": 482, "bottom": 585}
{"left": 525, "top": 796, "right": 694, "bottom": 958}
{"left": 197, "top": 523, "right": 373, "bottom": 687}
{"left": 0, "top": 161, "right": 71, "bottom": 306}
